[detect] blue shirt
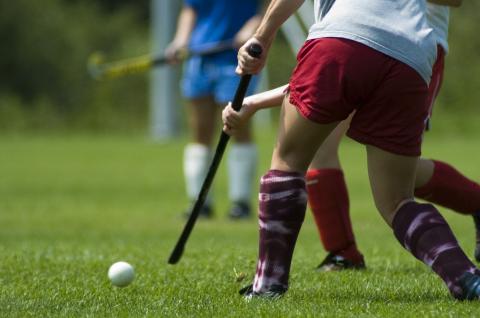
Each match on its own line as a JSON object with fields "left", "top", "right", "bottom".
{"left": 185, "top": 0, "right": 260, "bottom": 63}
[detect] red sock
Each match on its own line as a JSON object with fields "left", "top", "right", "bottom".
{"left": 306, "top": 169, "right": 363, "bottom": 264}
{"left": 415, "top": 160, "right": 480, "bottom": 215}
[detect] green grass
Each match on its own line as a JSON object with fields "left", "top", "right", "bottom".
{"left": 1, "top": 130, "right": 480, "bottom": 317}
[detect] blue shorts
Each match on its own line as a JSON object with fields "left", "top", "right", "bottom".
{"left": 181, "top": 56, "right": 259, "bottom": 104}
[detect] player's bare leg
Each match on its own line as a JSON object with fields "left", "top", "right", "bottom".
{"left": 367, "top": 146, "right": 480, "bottom": 299}
{"left": 188, "top": 96, "right": 218, "bottom": 145}
{"left": 415, "top": 157, "right": 480, "bottom": 261}
{"left": 414, "top": 157, "right": 435, "bottom": 188}
{"left": 242, "top": 97, "right": 338, "bottom": 298}
{"left": 309, "top": 118, "right": 348, "bottom": 169}
{"left": 227, "top": 120, "right": 257, "bottom": 219}
{"left": 310, "top": 126, "right": 480, "bottom": 272}
{"left": 366, "top": 146, "right": 417, "bottom": 224}
{"left": 270, "top": 101, "right": 338, "bottom": 172}
{"left": 183, "top": 96, "right": 218, "bottom": 218}
{"left": 307, "top": 116, "right": 365, "bottom": 271}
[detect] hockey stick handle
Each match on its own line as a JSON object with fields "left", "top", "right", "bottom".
{"left": 152, "top": 40, "right": 235, "bottom": 67}
{"left": 168, "top": 43, "right": 262, "bottom": 265}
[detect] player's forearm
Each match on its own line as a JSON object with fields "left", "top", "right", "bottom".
{"left": 235, "top": 15, "right": 263, "bottom": 46}
{"left": 245, "top": 84, "right": 288, "bottom": 112}
{"left": 243, "top": 0, "right": 270, "bottom": 32}
{"left": 254, "top": 0, "right": 305, "bottom": 46}
{"left": 222, "top": 84, "right": 288, "bottom": 133}
{"left": 428, "top": 0, "right": 462, "bottom": 7}
{"left": 243, "top": 15, "right": 263, "bottom": 37}
{"left": 172, "top": 6, "right": 196, "bottom": 46}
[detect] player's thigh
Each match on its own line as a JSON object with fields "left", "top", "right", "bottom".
{"left": 366, "top": 145, "right": 418, "bottom": 225}
{"left": 271, "top": 96, "right": 338, "bottom": 173}
{"left": 415, "top": 158, "right": 435, "bottom": 188}
{"left": 309, "top": 114, "right": 353, "bottom": 169}
{"left": 231, "top": 122, "right": 252, "bottom": 143}
{"left": 187, "top": 96, "right": 218, "bottom": 145}
{"left": 284, "top": 39, "right": 365, "bottom": 172}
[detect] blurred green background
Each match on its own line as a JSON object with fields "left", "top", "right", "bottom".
{"left": 1, "top": 0, "right": 477, "bottom": 135}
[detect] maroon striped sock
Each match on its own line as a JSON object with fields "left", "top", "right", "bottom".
{"left": 393, "top": 201, "right": 478, "bottom": 298}
{"left": 253, "top": 170, "right": 307, "bottom": 293}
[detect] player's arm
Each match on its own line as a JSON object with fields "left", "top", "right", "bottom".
{"left": 234, "top": 1, "right": 269, "bottom": 47}
{"left": 428, "top": 0, "right": 462, "bottom": 7}
{"left": 165, "top": 6, "right": 197, "bottom": 62}
{"left": 222, "top": 84, "right": 288, "bottom": 135}
{"left": 234, "top": 16, "right": 263, "bottom": 48}
{"left": 236, "top": 0, "right": 305, "bottom": 75}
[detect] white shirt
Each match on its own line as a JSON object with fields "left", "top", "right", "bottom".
{"left": 308, "top": 0, "right": 438, "bottom": 84}
{"left": 427, "top": 3, "right": 450, "bottom": 53}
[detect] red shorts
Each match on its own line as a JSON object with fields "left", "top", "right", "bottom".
{"left": 288, "top": 38, "right": 430, "bottom": 156}
{"left": 426, "top": 45, "right": 445, "bottom": 127}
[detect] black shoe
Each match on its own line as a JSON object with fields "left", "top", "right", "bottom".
{"left": 316, "top": 253, "right": 366, "bottom": 272}
{"left": 183, "top": 202, "right": 213, "bottom": 219}
{"left": 228, "top": 201, "right": 251, "bottom": 220}
{"left": 472, "top": 211, "right": 480, "bottom": 262}
{"left": 239, "top": 284, "right": 287, "bottom": 300}
{"left": 458, "top": 272, "right": 480, "bottom": 300}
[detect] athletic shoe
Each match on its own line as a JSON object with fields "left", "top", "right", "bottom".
{"left": 228, "top": 201, "right": 251, "bottom": 220}
{"left": 316, "top": 253, "right": 366, "bottom": 272}
{"left": 458, "top": 272, "right": 480, "bottom": 300}
{"left": 472, "top": 211, "right": 480, "bottom": 262}
{"left": 239, "top": 284, "right": 287, "bottom": 300}
{"left": 183, "top": 202, "right": 213, "bottom": 219}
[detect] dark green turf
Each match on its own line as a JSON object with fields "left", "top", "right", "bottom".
{"left": 1, "top": 131, "right": 479, "bottom": 317}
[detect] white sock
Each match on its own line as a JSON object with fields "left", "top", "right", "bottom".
{"left": 228, "top": 143, "right": 257, "bottom": 204}
{"left": 183, "top": 144, "right": 212, "bottom": 204}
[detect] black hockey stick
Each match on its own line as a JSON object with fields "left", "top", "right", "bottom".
{"left": 168, "top": 43, "right": 262, "bottom": 265}
{"left": 87, "top": 40, "right": 235, "bottom": 80}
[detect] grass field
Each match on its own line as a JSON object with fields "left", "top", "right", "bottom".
{"left": 1, "top": 129, "right": 480, "bottom": 317}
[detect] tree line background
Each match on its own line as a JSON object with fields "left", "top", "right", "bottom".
{"left": 0, "top": 0, "right": 478, "bottom": 134}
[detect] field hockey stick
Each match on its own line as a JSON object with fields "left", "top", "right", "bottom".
{"left": 168, "top": 44, "right": 263, "bottom": 265}
{"left": 87, "top": 40, "right": 235, "bottom": 80}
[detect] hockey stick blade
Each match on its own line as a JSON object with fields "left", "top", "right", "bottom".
{"left": 87, "top": 54, "right": 152, "bottom": 80}
{"left": 88, "top": 40, "right": 236, "bottom": 80}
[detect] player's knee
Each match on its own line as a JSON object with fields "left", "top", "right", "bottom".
{"left": 232, "top": 126, "right": 252, "bottom": 143}
{"left": 272, "top": 149, "right": 312, "bottom": 173}
{"left": 374, "top": 196, "right": 415, "bottom": 226}
{"left": 310, "top": 149, "right": 340, "bottom": 169}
